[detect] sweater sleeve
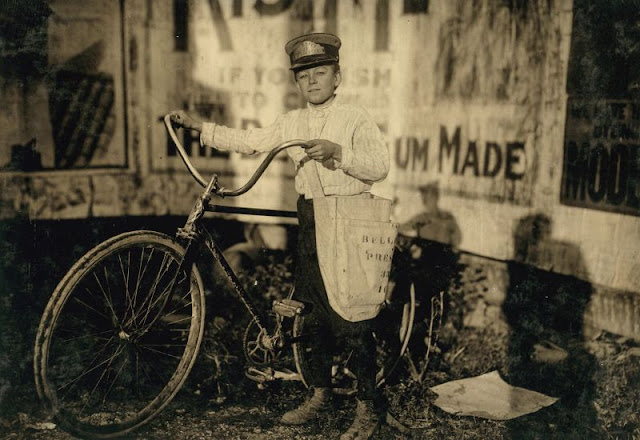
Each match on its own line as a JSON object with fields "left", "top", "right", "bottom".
{"left": 337, "top": 114, "right": 389, "bottom": 183}
{"left": 200, "top": 114, "right": 286, "bottom": 154}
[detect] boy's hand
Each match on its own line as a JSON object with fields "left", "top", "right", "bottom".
{"left": 305, "top": 139, "right": 342, "bottom": 162}
{"left": 169, "top": 110, "right": 203, "bottom": 132}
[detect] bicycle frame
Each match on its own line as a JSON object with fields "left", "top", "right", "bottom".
{"left": 163, "top": 115, "right": 306, "bottom": 342}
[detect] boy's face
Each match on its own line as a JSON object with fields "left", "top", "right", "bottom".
{"left": 294, "top": 64, "right": 341, "bottom": 105}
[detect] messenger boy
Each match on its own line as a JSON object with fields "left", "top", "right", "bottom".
{"left": 170, "top": 33, "right": 389, "bottom": 440}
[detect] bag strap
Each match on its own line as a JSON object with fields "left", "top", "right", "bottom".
{"left": 303, "top": 159, "right": 326, "bottom": 199}
{"left": 302, "top": 109, "right": 328, "bottom": 199}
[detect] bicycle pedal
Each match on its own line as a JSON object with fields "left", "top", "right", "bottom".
{"left": 245, "top": 367, "right": 275, "bottom": 383}
{"left": 272, "top": 299, "right": 305, "bottom": 318}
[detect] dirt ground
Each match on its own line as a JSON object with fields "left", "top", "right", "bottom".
{"left": 1, "top": 323, "right": 639, "bottom": 440}
{"left": 1, "top": 222, "right": 638, "bottom": 439}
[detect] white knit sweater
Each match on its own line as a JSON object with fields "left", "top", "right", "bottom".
{"left": 200, "top": 94, "right": 389, "bottom": 197}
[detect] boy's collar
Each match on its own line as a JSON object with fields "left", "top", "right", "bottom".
{"left": 307, "top": 94, "right": 339, "bottom": 112}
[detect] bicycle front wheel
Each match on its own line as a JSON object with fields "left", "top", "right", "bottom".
{"left": 34, "top": 231, "right": 205, "bottom": 439}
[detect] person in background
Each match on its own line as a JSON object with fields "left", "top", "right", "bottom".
{"left": 396, "top": 182, "right": 461, "bottom": 362}
{"left": 170, "top": 32, "right": 389, "bottom": 440}
{"left": 397, "top": 182, "right": 461, "bottom": 295}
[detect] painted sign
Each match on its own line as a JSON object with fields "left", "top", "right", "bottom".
{"left": 561, "top": 98, "right": 640, "bottom": 216}
{"left": 149, "top": 0, "right": 535, "bottom": 211}
{"left": 393, "top": 108, "right": 531, "bottom": 205}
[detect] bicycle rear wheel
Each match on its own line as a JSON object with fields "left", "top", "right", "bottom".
{"left": 34, "top": 230, "right": 205, "bottom": 439}
{"left": 292, "top": 283, "right": 415, "bottom": 393}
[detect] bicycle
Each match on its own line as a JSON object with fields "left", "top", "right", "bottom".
{"left": 33, "top": 115, "right": 417, "bottom": 439}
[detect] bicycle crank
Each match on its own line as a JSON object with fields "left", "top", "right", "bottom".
{"left": 242, "top": 315, "right": 282, "bottom": 366}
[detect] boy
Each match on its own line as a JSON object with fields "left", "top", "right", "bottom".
{"left": 170, "top": 32, "right": 389, "bottom": 440}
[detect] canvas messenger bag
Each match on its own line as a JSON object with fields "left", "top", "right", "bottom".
{"left": 304, "top": 160, "right": 398, "bottom": 322}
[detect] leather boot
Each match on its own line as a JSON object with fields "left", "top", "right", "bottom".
{"left": 280, "top": 387, "right": 332, "bottom": 425}
{"left": 339, "top": 399, "right": 383, "bottom": 440}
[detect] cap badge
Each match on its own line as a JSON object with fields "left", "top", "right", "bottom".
{"left": 292, "top": 40, "right": 326, "bottom": 60}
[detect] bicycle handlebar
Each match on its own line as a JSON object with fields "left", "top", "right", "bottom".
{"left": 163, "top": 114, "right": 307, "bottom": 197}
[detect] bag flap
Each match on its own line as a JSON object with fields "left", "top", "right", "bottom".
{"left": 334, "top": 194, "right": 392, "bottom": 222}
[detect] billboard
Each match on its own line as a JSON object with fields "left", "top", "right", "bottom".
{"left": 0, "top": 0, "right": 127, "bottom": 172}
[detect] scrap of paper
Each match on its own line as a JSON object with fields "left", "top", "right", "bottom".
{"left": 430, "top": 370, "right": 558, "bottom": 420}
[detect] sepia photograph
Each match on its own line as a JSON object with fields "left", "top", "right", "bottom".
{"left": 1, "top": 0, "right": 639, "bottom": 438}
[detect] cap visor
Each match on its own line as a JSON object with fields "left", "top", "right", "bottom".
{"left": 290, "top": 57, "right": 337, "bottom": 72}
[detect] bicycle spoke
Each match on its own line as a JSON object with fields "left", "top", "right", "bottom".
{"left": 98, "top": 354, "right": 130, "bottom": 412}
{"left": 135, "top": 349, "right": 158, "bottom": 400}
{"left": 77, "top": 344, "right": 127, "bottom": 417}
{"left": 135, "top": 344, "right": 179, "bottom": 387}
{"left": 92, "top": 271, "right": 121, "bottom": 326}
{"left": 120, "top": 252, "right": 135, "bottom": 324}
{"left": 136, "top": 356, "right": 169, "bottom": 396}
{"left": 57, "top": 338, "right": 121, "bottom": 400}
{"left": 161, "top": 314, "right": 193, "bottom": 326}
{"left": 136, "top": 258, "right": 178, "bottom": 330}
{"left": 140, "top": 343, "right": 190, "bottom": 348}
{"left": 138, "top": 345, "right": 183, "bottom": 361}
{"left": 57, "top": 329, "right": 113, "bottom": 344}
{"left": 135, "top": 253, "right": 172, "bottom": 323}
{"left": 131, "top": 247, "right": 155, "bottom": 314}
{"left": 160, "top": 282, "right": 194, "bottom": 317}
{"left": 150, "top": 261, "right": 187, "bottom": 310}
{"left": 136, "top": 275, "right": 191, "bottom": 334}
{"left": 74, "top": 292, "right": 113, "bottom": 322}
{"left": 103, "top": 265, "right": 116, "bottom": 316}
{"left": 126, "top": 254, "right": 179, "bottom": 331}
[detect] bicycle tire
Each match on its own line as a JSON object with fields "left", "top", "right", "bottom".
{"left": 292, "top": 283, "right": 416, "bottom": 393}
{"left": 34, "top": 230, "right": 206, "bottom": 439}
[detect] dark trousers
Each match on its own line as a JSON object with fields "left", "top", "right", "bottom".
{"left": 295, "top": 197, "right": 378, "bottom": 400}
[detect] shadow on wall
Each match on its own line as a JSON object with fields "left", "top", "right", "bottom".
{"left": 503, "top": 213, "right": 599, "bottom": 439}
{"left": 391, "top": 182, "right": 462, "bottom": 360}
